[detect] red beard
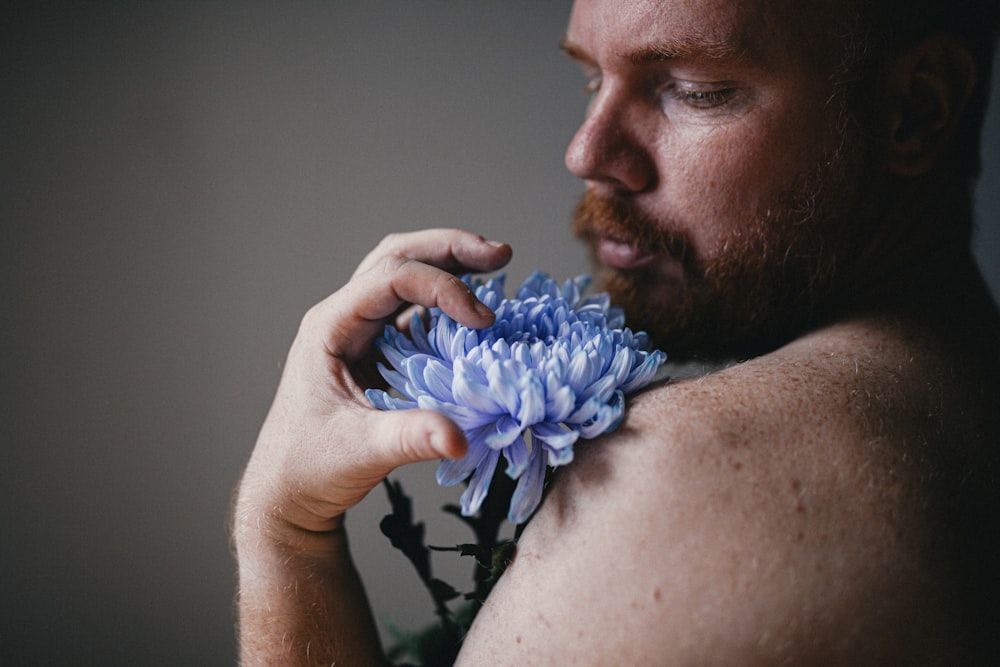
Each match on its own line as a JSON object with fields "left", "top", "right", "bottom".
{"left": 570, "top": 149, "right": 876, "bottom": 360}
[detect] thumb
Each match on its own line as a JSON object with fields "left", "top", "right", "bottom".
{"left": 363, "top": 408, "right": 469, "bottom": 472}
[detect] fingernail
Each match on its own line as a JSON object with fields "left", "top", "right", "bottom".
{"left": 484, "top": 239, "right": 507, "bottom": 248}
{"left": 428, "top": 430, "right": 444, "bottom": 456}
{"left": 429, "top": 430, "right": 454, "bottom": 458}
{"left": 473, "top": 299, "right": 495, "bottom": 318}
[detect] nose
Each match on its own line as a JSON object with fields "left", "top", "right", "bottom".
{"left": 564, "top": 86, "right": 655, "bottom": 193}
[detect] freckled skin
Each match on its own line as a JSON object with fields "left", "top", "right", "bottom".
{"left": 455, "top": 0, "right": 1000, "bottom": 664}
{"left": 233, "top": 0, "right": 999, "bottom": 664}
{"left": 462, "top": 297, "right": 1000, "bottom": 664}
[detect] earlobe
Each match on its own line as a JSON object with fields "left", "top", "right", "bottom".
{"left": 887, "top": 33, "right": 977, "bottom": 176}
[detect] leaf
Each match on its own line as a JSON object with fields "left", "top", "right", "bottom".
{"left": 489, "top": 540, "right": 517, "bottom": 584}
{"left": 379, "top": 485, "right": 432, "bottom": 582}
{"left": 381, "top": 478, "right": 461, "bottom": 645}
{"left": 429, "top": 543, "right": 493, "bottom": 569}
{"left": 428, "top": 577, "right": 461, "bottom": 604}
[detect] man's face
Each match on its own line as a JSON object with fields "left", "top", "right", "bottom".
{"left": 564, "top": 0, "right": 882, "bottom": 358}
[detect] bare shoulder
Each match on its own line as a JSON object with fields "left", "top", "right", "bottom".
{"left": 458, "top": 315, "right": 1000, "bottom": 665}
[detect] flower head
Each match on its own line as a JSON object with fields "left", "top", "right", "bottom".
{"left": 366, "top": 271, "right": 666, "bottom": 524}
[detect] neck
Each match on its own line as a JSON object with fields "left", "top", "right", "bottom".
{"left": 829, "top": 169, "right": 979, "bottom": 314}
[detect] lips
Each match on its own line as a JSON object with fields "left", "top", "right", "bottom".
{"left": 596, "top": 237, "right": 658, "bottom": 271}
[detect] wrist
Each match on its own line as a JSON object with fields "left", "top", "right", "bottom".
{"left": 232, "top": 472, "right": 349, "bottom": 563}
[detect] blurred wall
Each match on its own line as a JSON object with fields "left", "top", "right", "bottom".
{"left": 2, "top": 2, "right": 997, "bottom": 664}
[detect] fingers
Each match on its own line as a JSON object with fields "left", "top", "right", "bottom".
{"left": 311, "top": 230, "right": 512, "bottom": 359}
{"left": 362, "top": 408, "right": 469, "bottom": 469}
{"left": 244, "top": 229, "right": 497, "bottom": 535}
{"left": 244, "top": 404, "right": 470, "bottom": 532}
{"left": 353, "top": 228, "right": 512, "bottom": 278}
{"left": 394, "top": 304, "right": 424, "bottom": 333}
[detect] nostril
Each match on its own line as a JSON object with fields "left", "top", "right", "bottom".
{"left": 565, "top": 121, "right": 654, "bottom": 193}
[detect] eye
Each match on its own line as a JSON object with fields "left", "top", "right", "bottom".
{"left": 662, "top": 82, "right": 741, "bottom": 110}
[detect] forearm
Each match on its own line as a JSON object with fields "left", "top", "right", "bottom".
{"left": 234, "top": 500, "right": 386, "bottom": 666}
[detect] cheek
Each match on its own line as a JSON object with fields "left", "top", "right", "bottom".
{"left": 656, "top": 110, "right": 834, "bottom": 246}
{"left": 653, "top": 129, "right": 773, "bottom": 242}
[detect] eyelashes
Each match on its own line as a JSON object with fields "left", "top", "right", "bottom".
{"left": 662, "top": 84, "right": 741, "bottom": 110}
{"left": 579, "top": 72, "right": 743, "bottom": 113}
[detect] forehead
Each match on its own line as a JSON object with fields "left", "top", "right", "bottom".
{"left": 566, "top": 0, "right": 835, "bottom": 68}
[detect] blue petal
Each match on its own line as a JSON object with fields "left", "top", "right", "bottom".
{"left": 578, "top": 391, "right": 625, "bottom": 438}
{"left": 451, "top": 327, "right": 475, "bottom": 361}
{"left": 609, "top": 346, "right": 636, "bottom": 384}
{"left": 531, "top": 422, "right": 579, "bottom": 449}
{"left": 431, "top": 314, "right": 456, "bottom": 360}
{"left": 574, "top": 346, "right": 632, "bottom": 404}
{"left": 436, "top": 425, "right": 492, "bottom": 486}
{"left": 407, "top": 311, "right": 432, "bottom": 352}
{"left": 486, "top": 361, "right": 521, "bottom": 416}
{"left": 606, "top": 307, "right": 625, "bottom": 329}
{"left": 416, "top": 394, "right": 493, "bottom": 430}
{"left": 490, "top": 337, "right": 511, "bottom": 361}
{"left": 518, "top": 271, "right": 547, "bottom": 299}
{"left": 460, "top": 447, "right": 501, "bottom": 516}
{"left": 576, "top": 292, "right": 610, "bottom": 315}
{"left": 486, "top": 414, "right": 524, "bottom": 449}
{"left": 421, "top": 358, "right": 453, "bottom": 398}
{"left": 567, "top": 346, "right": 598, "bottom": 389}
{"left": 451, "top": 356, "right": 500, "bottom": 415}
{"left": 620, "top": 350, "right": 667, "bottom": 393}
{"left": 365, "top": 388, "right": 417, "bottom": 411}
{"left": 512, "top": 341, "right": 532, "bottom": 367}
{"left": 508, "top": 444, "right": 547, "bottom": 524}
{"left": 516, "top": 373, "right": 546, "bottom": 428}
{"left": 546, "top": 442, "right": 575, "bottom": 467}
{"left": 544, "top": 380, "right": 576, "bottom": 423}
{"left": 375, "top": 362, "right": 412, "bottom": 398}
{"left": 561, "top": 275, "right": 590, "bottom": 304}
{"left": 566, "top": 395, "right": 602, "bottom": 425}
{"left": 376, "top": 336, "right": 413, "bottom": 373}
{"left": 503, "top": 433, "right": 530, "bottom": 477}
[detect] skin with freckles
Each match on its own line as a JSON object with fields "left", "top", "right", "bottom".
{"left": 563, "top": 0, "right": 881, "bottom": 358}
{"left": 455, "top": 0, "right": 1000, "bottom": 663}
{"left": 233, "top": 0, "right": 1000, "bottom": 664}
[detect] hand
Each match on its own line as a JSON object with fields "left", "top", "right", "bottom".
{"left": 236, "top": 229, "right": 512, "bottom": 540}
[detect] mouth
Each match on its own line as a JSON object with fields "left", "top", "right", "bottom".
{"left": 593, "top": 234, "right": 687, "bottom": 299}
{"left": 572, "top": 190, "right": 688, "bottom": 284}
{"left": 596, "top": 236, "right": 659, "bottom": 271}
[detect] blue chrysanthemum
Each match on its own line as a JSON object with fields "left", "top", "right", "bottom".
{"left": 366, "top": 271, "right": 666, "bottom": 524}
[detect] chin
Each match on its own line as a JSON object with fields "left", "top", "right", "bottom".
{"left": 599, "top": 264, "right": 818, "bottom": 362}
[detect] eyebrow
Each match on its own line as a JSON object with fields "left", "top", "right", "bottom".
{"left": 560, "top": 36, "right": 749, "bottom": 66}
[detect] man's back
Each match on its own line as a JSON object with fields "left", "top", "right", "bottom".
{"left": 459, "top": 257, "right": 1000, "bottom": 665}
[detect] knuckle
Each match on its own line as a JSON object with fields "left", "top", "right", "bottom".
{"left": 373, "top": 253, "right": 408, "bottom": 277}
{"left": 437, "top": 272, "right": 471, "bottom": 297}
{"left": 356, "top": 233, "right": 408, "bottom": 275}
{"left": 374, "top": 232, "right": 407, "bottom": 254}
{"left": 443, "top": 271, "right": 464, "bottom": 286}
{"left": 385, "top": 412, "right": 419, "bottom": 459}
{"left": 299, "top": 300, "right": 325, "bottom": 332}
{"left": 398, "top": 432, "right": 419, "bottom": 462}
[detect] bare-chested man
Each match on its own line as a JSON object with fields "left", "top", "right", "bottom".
{"left": 233, "top": 0, "right": 1000, "bottom": 663}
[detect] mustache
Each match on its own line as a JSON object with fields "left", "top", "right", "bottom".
{"left": 570, "top": 190, "right": 693, "bottom": 266}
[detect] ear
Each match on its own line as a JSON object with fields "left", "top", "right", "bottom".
{"left": 887, "top": 33, "right": 977, "bottom": 176}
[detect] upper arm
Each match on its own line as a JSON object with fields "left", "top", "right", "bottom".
{"left": 456, "top": 331, "right": 972, "bottom": 665}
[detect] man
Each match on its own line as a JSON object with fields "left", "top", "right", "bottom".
{"left": 233, "top": 0, "right": 1000, "bottom": 663}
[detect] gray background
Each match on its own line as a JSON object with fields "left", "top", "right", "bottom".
{"left": 3, "top": 2, "right": 997, "bottom": 664}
